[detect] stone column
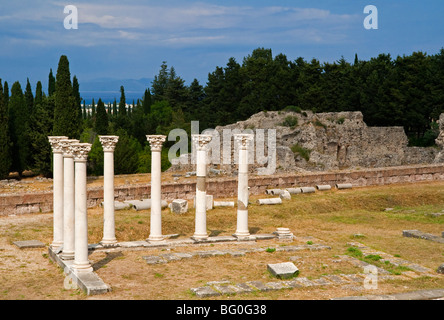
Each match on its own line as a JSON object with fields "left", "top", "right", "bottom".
{"left": 146, "top": 135, "right": 166, "bottom": 242}
{"left": 72, "top": 143, "right": 93, "bottom": 273}
{"left": 99, "top": 135, "right": 119, "bottom": 246}
{"left": 234, "top": 134, "right": 254, "bottom": 240}
{"left": 60, "top": 139, "right": 79, "bottom": 260}
{"left": 48, "top": 136, "right": 68, "bottom": 248}
{"left": 192, "top": 134, "right": 212, "bottom": 240}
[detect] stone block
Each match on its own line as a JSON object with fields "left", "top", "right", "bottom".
{"left": 193, "top": 194, "right": 213, "bottom": 210}
{"left": 279, "top": 190, "right": 291, "bottom": 200}
{"left": 267, "top": 262, "right": 299, "bottom": 279}
{"left": 170, "top": 199, "right": 188, "bottom": 214}
{"left": 13, "top": 240, "right": 45, "bottom": 249}
{"left": 191, "top": 286, "right": 220, "bottom": 298}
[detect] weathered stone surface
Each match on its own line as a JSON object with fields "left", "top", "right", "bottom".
{"left": 13, "top": 240, "right": 45, "bottom": 249}
{"left": 267, "top": 262, "right": 299, "bottom": 279}
{"left": 403, "top": 230, "right": 444, "bottom": 244}
{"left": 191, "top": 286, "right": 220, "bottom": 297}
{"left": 245, "top": 281, "right": 274, "bottom": 291}
{"left": 279, "top": 190, "right": 291, "bottom": 200}
{"left": 170, "top": 199, "right": 188, "bottom": 214}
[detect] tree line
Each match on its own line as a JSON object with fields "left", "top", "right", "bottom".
{"left": 1, "top": 48, "right": 443, "bottom": 179}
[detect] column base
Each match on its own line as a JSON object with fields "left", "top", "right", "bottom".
{"left": 100, "top": 239, "right": 118, "bottom": 247}
{"left": 61, "top": 252, "right": 75, "bottom": 260}
{"left": 191, "top": 233, "right": 208, "bottom": 241}
{"left": 50, "top": 242, "right": 63, "bottom": 251}
{"left": 72, "top": 262, "right": 94, "bottom": 274}
{"left": 233, "top": 233, "right": 256, "bottom": 241}
{"left": 147, "top": 235, "right": 164, "bottom": 242}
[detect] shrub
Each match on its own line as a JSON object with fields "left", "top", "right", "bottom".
{"left": 281, "top": 116, "right": 299, "bottom": 129}
{"left": 284, "top": 105, "right": 302, "bottom": 113}
{"left": 291, "top": 144, "right": 311, "bottom": 161}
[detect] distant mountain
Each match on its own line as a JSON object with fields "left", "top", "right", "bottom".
{"left": 79, "top": 77, "right": 153, "bottom": 104}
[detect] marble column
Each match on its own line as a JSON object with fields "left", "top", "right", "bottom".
{"left": 99, "top": 135, "right": 119, "bottom": 246}
{"left": 146, "top": 135, "right": 166, "bottom": 242}
{"left": 48, "top": 136, "right": 68, "bottom": 249}
{"left": 72, "top": 143, "right": 93, "bottom": 273}
{"left": 60, "top": 139, "right": 79, "bottom": 260}
{"left": 192, "top": 134, "right": 212, "bottom": 240}
{"left": 234, "top": 134, "right": 254, "bottom": 239}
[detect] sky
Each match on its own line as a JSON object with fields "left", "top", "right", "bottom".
{"left": 1, "top": 0, "right": 444, "bottom": 98}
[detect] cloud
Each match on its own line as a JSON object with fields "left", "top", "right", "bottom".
{"left": 0, "top": 1, "right": 360, "bottom": 50}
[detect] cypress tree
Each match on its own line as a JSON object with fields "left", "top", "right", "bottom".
{"left": 31, "top": 93, "right": 54, "bottom": 177}
{"left": 142, "top": 89, "right": 152, "bottom": 115}
{"left": 48, "top": 68, "right": 55, "bottom": 96}
{"left": 3, "top": 81, "right": 9, "bottom": 106}
{"left": 8, "top": 81, "right": 30, "bottom": 175}
{"left": 94, "top": 98, "right": 108, "bottom": 135}
{"left": 24, "top": 78, "right": 34, "bottom": 115}
{"left": 35, "top": 81, "right": 43, "bottom": 107}
{"left": 53, "top": 55, "right": 79, "bottom": 138}
{"left": 118, "top": 85, "right": 126, "bottom": 116}
{"left": 112, "top": 98, "right": 117, "bottom": 117}
{"left": 0, "top": 80, "right": 11, "bottom": 179}
{"left": 72, "top": 76, "right": 82, "bottom": 124}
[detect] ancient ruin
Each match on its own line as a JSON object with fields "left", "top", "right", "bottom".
{"left": 170, "top": 110, "right": 441, "bottom": 175}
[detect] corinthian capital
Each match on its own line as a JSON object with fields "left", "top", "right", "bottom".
{"left": 60, "top": 139, "right": 80, "bottom": 157}
{"left": 48, "top": 136, "right": 69, "bottom": 153}
{"left": 99, "top": 135, "right": 119, "bottom": 152}
{"left": 146, "top": 135, "right": 166, "bottom": 152}
{"left": 234, "top": 133, "right": 254, "bottom": 150}
{"left": 192, "top": 134, "right": 212, "bottom": 151}
{"left": 72, "top": 143, "right": 92, "bottom": 162}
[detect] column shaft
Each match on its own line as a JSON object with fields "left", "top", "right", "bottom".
{"left": 73, "top": 159, "right": 92, "bottom": 272}
{"left": 192, "top": 134, "right": 212, "bottom": 240}
{"left": 62, "top": 154, "right": 75, "bottom": 260}
{"left": 102, "top": 151, "right": 116, "bottom": 245}
{"left": 52, "top": 151, "right": 64, "bottom": 247}
{"left": 149, "top": 150, "right": 162, "bottom": 241}
{"left": 234, "top": 134, "right": 254, "bottom": 240}
{"left": 235, "top": 147, "right": 249, "bottom": 237}
{"left": 146, "top": 135, "right": 166, "bottom": 242}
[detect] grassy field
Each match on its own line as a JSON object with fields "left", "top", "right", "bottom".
{"left": 1, "top": 180, "right": 444, "bottom": 300}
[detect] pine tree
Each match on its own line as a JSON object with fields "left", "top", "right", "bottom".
{"left": 53, "top": 55, "right": 80, "bottom": 138}
{"left": 0, "top": 80, "right": 11, "bottom": 179}
{"left": 142, "top": 89, "right": 152, "bottom": 115}
{"left": 151, "top": 61, "right": 169, "bottom": 102}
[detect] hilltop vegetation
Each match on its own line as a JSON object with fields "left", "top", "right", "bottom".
{"left": 1, "top": 47, "right": 444, "bottom": 179}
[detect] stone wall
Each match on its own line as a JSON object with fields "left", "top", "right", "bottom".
{"left": 2, "top": 164, "right": 444, "bottom": 216}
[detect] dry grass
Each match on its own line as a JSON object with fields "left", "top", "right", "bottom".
{"left": 1, "top": 180, "right": 444, "bottom": 300}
